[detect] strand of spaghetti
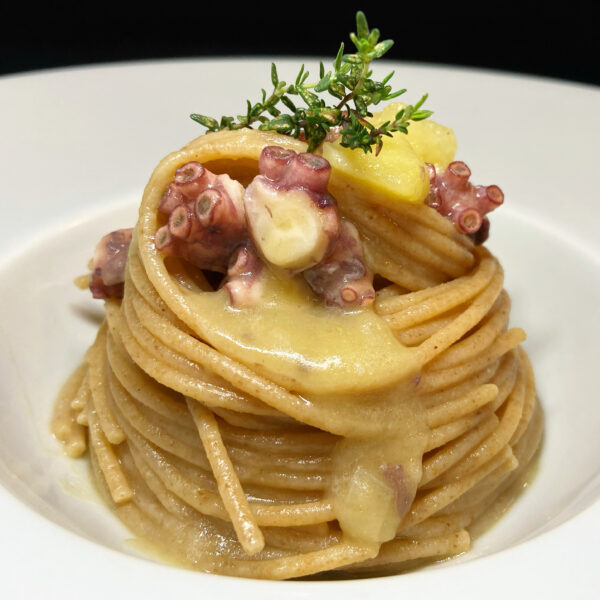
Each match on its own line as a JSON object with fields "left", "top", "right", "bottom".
{"left": 419, "top": 328, "right": 526, "bottom": 392}
{"left": 440, "top": 451, "right": 519, "bottom": 515}
{"left": 126, "top": 244, "right": 195, "bottom": 331}
{"left": 415, "top": 263, "right": 505, "bottom": 365}
{"left": 511, "top": 401, "right": 544, "bottom": 473}
{"left": 218, "top": 420, "right": 335, "bottom": 457}
{"left": 420, "top": 349, "right": 517, "bottom": 408}
{"left": 510, "top": 348, "right": 538, "bottom": 445}
{"left": 86, "top": 400, "right": 132, "bottom": 504}
{"left": 426, "top": 406, "right": 496, "bottom": 452}
{"left": 426, "top": 383, "right": 499, "bottom": 428}
{"left": 109, "top": 370, "right": 329, "bottom": 489}
{"left": 383, "top": 251, "right": 498, "bottom": 330}
{"left": 127, "top": 441, "right": 200, "bottom": 520}
{"left": 76, "top": 403, "right": 89, "bottom": 426}
{"left": 109, "top": 390, "right": 334, "bottom": 525}
{"left": 340, "top": 198, "right": 471, "bottom": 278}
{"left": 392, "top": 213, "right": 476, "bottom": 267}
{"left": 485, "top": 352, "right": 523, "bottom": 415}
{"left": 375, "top": 246, "right": 493, "bottom": 315}
{"left": 432, "top": 370, "right": 526, "bottom": 486}
{"left": 186, "top": 398, "right": 265, "bottom": 555}
{"left": 361, "top": 233, "right": 449, "bottom": 290}
{"left": 396, "top": 310, "right": 462, "bottom": 346}
{"left": 343, "top": 530, "right": 471, "bottom": 572}
{"left": 105, "top": 300, "right": 280, "bottom": 417}
{"left": 123, "top": 286, "right": 255, "bottom": 394}
{"left": 380, "top": 201, "right": 475, "bottom": 245}
{"left": 333, "top": 174, "right": 474, "bottom": 254}
{"left": 209, "top": 406, "right": 297, "bottom": 430}
{"left": 51, "top": 362, "right": 88, "bottom": 457}
{"left": 241, "top": 484, "right": 321, "bottom": 505}
{"left": 420, "top": 414, "right": 499, "bottom": 486}
{"left": 465, "top": 403, "right": 542, "bottom": 540}
{"left": 136, "top": 390, "right": 332, "bottom": 476}
{"left": 106, "top": 332, "right": 192, "bottom": 427}
{"left": 235, "top": 540, "right": 379, "bottom": 580}
{"left": 375, "top": 282, "right": 410, "bottom": 302}
{"left": 69, "top": 369, "right": 90, "bottom": 411}
{"left": 107, "top": 367, "right": 206, "bottom": 466}
{"left": 427, "top": 291, "right": 510, "bottom": 371}
{"left": 398, "top": 513, "right": 472, "bottom": 540}
{"left": 261, "top": 526, "right": 340, "bottom": 554}
{"left": 403, "top": 445, "right": 516, "bottom": 529}
{"left": 86, "top": 323, "right": 126, "bottom": 444}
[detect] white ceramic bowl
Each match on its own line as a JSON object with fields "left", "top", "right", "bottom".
{"left": 0, "top": 59, "right": 598, "bottom": 599}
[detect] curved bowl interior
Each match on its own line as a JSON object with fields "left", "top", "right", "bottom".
{"left": 0, "top": 59, "right": 599, "bottom": 597}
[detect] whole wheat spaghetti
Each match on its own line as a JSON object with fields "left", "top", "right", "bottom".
{"left": 52, "top": 124, "right": 542, "bottom": 579}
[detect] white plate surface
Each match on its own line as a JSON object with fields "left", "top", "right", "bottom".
{"left": 0, "top": 59, "right": 599, "bottom": 599}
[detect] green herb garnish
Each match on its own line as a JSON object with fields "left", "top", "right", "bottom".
{"left": 190, "top": 11, "right": 432, "bottom": 155}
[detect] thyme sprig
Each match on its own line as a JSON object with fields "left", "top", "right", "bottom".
{"left": 190, "top": 11, "right": 432, "bottom": 154}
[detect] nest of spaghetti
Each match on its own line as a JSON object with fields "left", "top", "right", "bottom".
{"left": 53, "top": 128, "right": 543, "bottom": 579}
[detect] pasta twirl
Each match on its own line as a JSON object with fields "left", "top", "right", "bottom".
{"left": 52, "top": 128, "right": 542, "bottom": 579}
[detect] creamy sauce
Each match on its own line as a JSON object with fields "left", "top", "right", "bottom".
{"left": 178, "top": 267, "right": 419, "bottom": 396}
{"left": 328, "top": 392, "right": 428, "bottom": 544}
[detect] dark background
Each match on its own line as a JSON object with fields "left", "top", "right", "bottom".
{"left": 1, "top": 6, "right": 598, "bottom": 87}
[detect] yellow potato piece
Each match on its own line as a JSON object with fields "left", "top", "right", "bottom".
{"left": 371, "top": 102, "right": 458, "bottom": 170}
{"left": 323, "top": 132, "right": 429, "bottom": 207}
{"left": 323, "top": 103, "right": 457, "bottom": 207}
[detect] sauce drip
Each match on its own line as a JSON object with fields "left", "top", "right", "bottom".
{"left": 329, "top": 392, "right": 428, "bottom": 544}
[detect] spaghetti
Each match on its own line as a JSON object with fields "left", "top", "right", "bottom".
{"left": 52, "top": 127, "right": 542, "bottom": 579}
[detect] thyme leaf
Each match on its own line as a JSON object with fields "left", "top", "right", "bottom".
{"left": 190, "top": 11, "right": 432, "bottom": 154}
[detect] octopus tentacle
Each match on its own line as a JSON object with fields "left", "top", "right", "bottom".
{"left": 304, "top": 219, "right": 375, "bottom": 309}
{"left": 153, "top": 163, "right": 246, "bottom": 272}
{"left": 222, "top": 243, "right": 266, "bottom": 308}
{"left": 89, "top": 228, "right": 133, "bottom": 299}
{"left": 426, "top": 160, "right": 504, "bottom": 243}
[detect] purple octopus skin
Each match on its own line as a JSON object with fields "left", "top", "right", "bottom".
{"left": 89, "top": 228, "right": 133, "bottom": 299}
{"left": 246, "top": 146, "right": 340, "bottom": 271}
{"left": 425, "top": 161, "right": 504, "bottom": 239}
{"left": 381, "top": 464, "right": 412, "bottom": 519}
{"left": 303, "top": 219, "right": 375, "bottom": 309}
{"left": 222, "top": 243, "right": 265, "bottom": 308}
{"left": 259, "top": 146, "right": 337, "bottom": 206}
{"left": 158, "top": 162, "right": 216, "bottom": 214}
{"left": 154, "top": 163, "right": 247, "bottom": 273}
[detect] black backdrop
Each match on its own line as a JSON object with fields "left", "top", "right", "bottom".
{"left": 1, "top": 6, "right": 597, "bottom": 87}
